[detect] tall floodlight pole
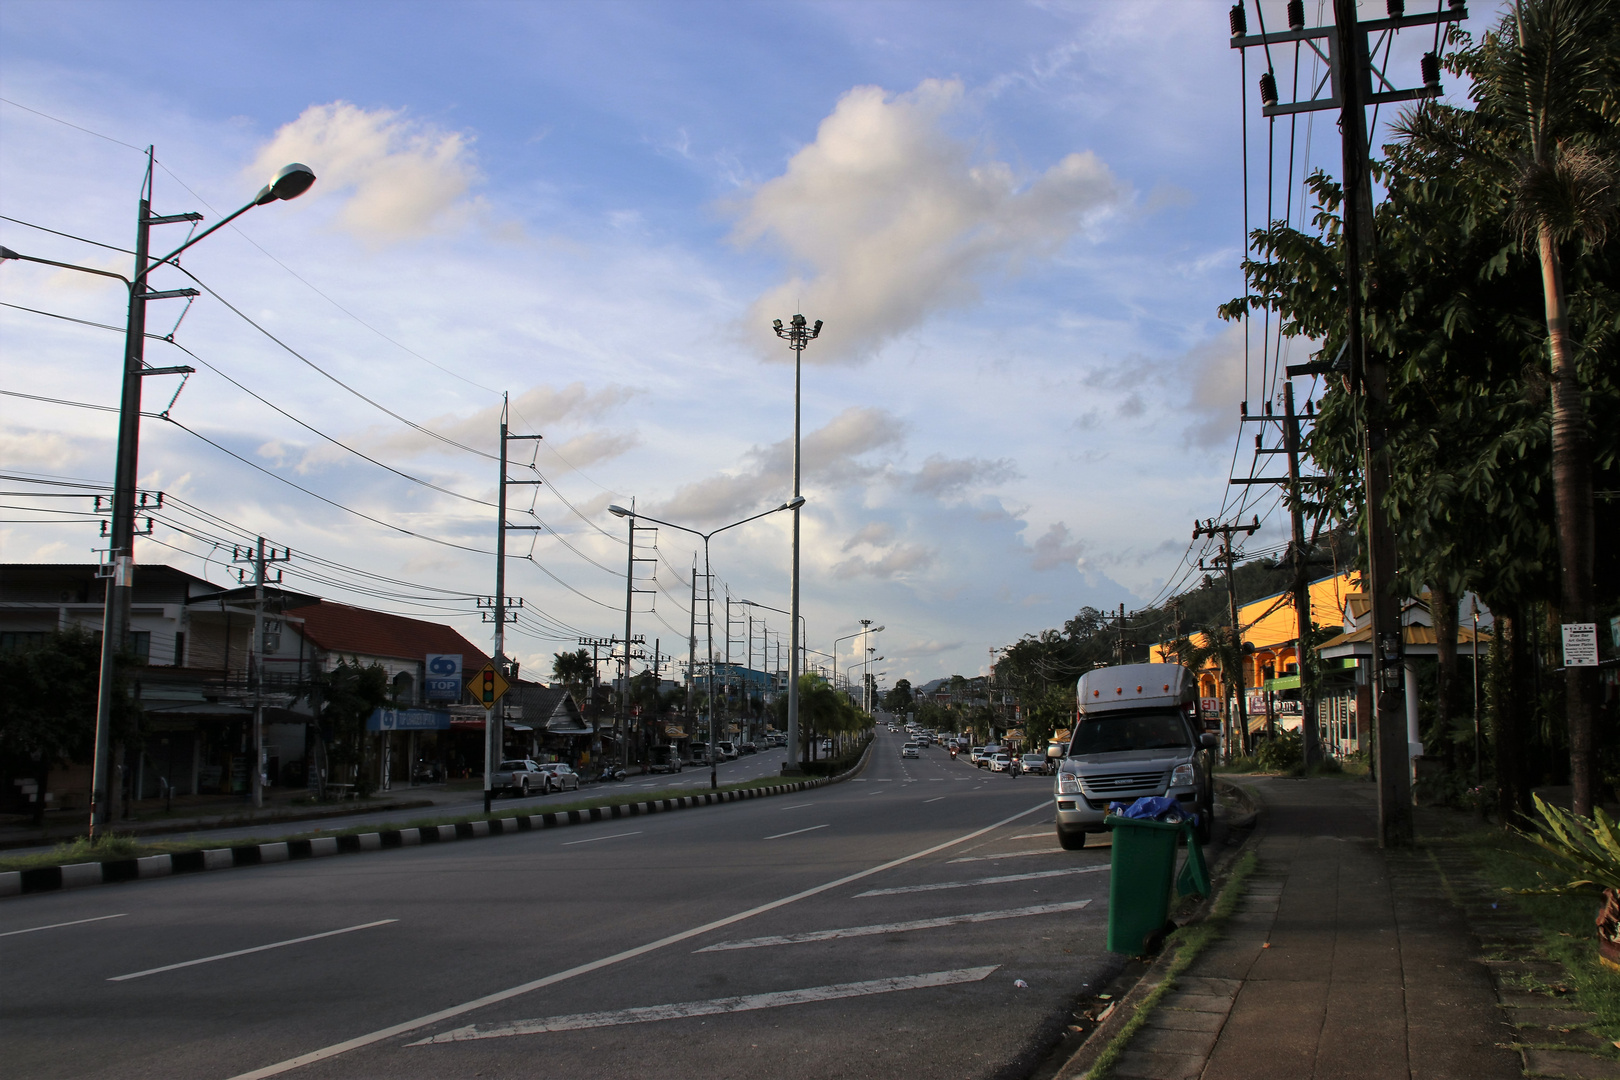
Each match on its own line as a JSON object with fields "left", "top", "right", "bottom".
{"left": 76, "top": 153, "right": 315, "bottom": 837}
{"left": 610, "top": 497, "right": 804, "bottom": 788}
{"left": 772, "top": 314, "right": 821, "bottom": 771}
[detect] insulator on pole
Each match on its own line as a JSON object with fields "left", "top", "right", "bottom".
{"left": 1421, "top": 52, "right": 1441, "bottom": 88}
{"left": 1386, "top": 0, "right": 1405, "bottom": 16}
{"left": 1259, "top": 71, "right": 1279, "bottom": 107}
{"left": 1229, "top": 3, "right": 1247, "bottom": 38}
{"left": 1287, "top": 0, "right": 1305, "bottom": 30}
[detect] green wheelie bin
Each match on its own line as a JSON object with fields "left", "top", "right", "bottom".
{"left": 1104, "top": 814, "right": 1210, "bottom": 954}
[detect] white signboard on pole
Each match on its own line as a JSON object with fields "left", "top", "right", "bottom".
{"left": 1562, "top": 623, "right": 1598, "bottom": 667}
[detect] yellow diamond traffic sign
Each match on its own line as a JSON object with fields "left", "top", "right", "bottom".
{"left": 473, "top": 663, "right": 510, "bottom": 708}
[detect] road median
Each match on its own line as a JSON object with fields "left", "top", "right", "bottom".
{"left": 1, "top": 753, "right": 873, "bottom": 900}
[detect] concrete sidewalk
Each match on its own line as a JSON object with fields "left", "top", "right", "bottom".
{"left": 1083, "top": 777, "right": 1533, "bottom": 1080}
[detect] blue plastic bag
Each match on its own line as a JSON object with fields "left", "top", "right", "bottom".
{"left": 1108, "top": 795, "right": 1190, "bottom": 823}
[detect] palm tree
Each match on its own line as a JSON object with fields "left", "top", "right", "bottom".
{"left": 1400, "top": 0, "right": 1619, "bottom": 814}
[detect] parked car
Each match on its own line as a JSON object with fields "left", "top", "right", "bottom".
{"left": 493, "top": 759, "right": 545, "bottom": 797}
{"left": 715, "top": 741, "right": 738, "bottom": 760}
{"left": 978, "top": 745, "right": 1004, "bottom": 769}
{"left": 969, "top": 746, "right": 987, "bottom": 765}
{"left": 537, "top": 762, "right": 580, "bottom": 793}
{"left": 901, "top": 742, "right": 920, "bottom": 758}
{"left": 647, "top": 746, "right": 683, "bottom": 773}
{"left": 1019, "top": 753, "right": 1048, "bottom": 775}
{"left": 739, "top": 742, "right": 759, "bottom": 755}
{"left": 689, "top": 741, "right": 711, "bottom": 765}
{"left": 989, "top": 753, "right": 1012, "bottom": 772}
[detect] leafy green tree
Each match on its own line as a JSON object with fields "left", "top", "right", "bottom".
{"left": 1398, "top": 0, "right": 1620, "bottom": 815}
{"left": 0, "top": 628, "right": 140, "bottom": 825}
{"left": 311, "top": 658, "right": 390, "bottom": 798}
{"left": 551, "top": 648, "right": 595, "bottom": 696}
{"left": 882, "top": 678, "right": 914, "bottom": 715}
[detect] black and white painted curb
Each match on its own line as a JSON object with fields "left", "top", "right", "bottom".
{"left": 1, "top": 747, "right": 873, "bottom": 900}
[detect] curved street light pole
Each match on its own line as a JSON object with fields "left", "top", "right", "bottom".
{"left": 610, "top": 497, "right": 803, "bottom": 789}
{"left": 772, "top": 314, "right": 820, "bottom": 771}
{"left": 99, "top": 152, "right": 313, "bottom": 836}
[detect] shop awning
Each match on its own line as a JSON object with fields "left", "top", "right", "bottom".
{"left": 1264, "top": 675, "right": 1300, "bottom": 691}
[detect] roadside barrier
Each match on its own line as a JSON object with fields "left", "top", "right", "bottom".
{"left": 1, "top": 746, "right": 874, "bottom": 900}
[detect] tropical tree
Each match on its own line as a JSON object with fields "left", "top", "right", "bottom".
{"left": 882, "top": 678, "right": 914, "bottom": 715}
{"left": 551, "top": 649, "right": 595, "bottom": 697}
{"left": 1399, "top": 0, "right": 1620, "bottom": 813}
{"left": 311, "top": 658, "right": 390, "bottom": 797}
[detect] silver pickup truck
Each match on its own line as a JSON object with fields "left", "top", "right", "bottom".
{"left": 492, "top": 758, "right": 545, "bottom": 797}
{"left": 1053, "top": 663, "right": 1217, "bottom": 850}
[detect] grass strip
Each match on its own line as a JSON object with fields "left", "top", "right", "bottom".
{"left": 1458, "top": 825, "right": 1620, "bottom": 1046}
{"left": 1086, "top": 849, "right": 1258, "bottom": 1080}
{"left": 0, "top": 775, "right": 814, "bottom": 873}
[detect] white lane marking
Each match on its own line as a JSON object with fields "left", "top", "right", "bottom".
{"left": 856, "top": 865, "right": 1108, "bottom": 897}
{"left": 0, "top": 913, "right": 126, "bottom": 938}
{"left": 412, "top": 967, "right": 1000, "bottom": 1043}
{"left": 852, "top": 779, "right": 868, "bottom": 783}
{"left": 949, "top": 848, "right": 1067, "bottom": 864}
{"left": 780, "top": 803, "right": 814, "bottom": 810}
{"left": 763, "top": 824, "right": 829, "bottom": 840}
{"left": 695, "top": 900, "right": 1092, "bottom": 952}
{"left": 109, "top": 920, "right": 397, "bottom": 982}
{"left": 224, "top": 802, "right": 1047, "bottom": 1079}
{"left": 876, "top": 778, "right": 893, "bottom": 782}
{"left": 562, "top": 831, "right": 642, "bottom": 846}
{"left": 1010, "top": 832, "right": 1050, "bottom": 840}
{"left": 923, "top": 797, "right": 945, "bottom": 804}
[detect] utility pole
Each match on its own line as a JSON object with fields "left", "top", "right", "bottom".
{"left": 1231, "top": 0, "right": 1461, "bottom": 843}
{"left": 617, "top": 501, "right": 655, "bottom": 769}
{"left": 234, "top": 537, "right": 289, "bottom": 809}
{"left": 773, "top": 313, "right": 822, "bottom": 772}
{"left": 1195, "top": 516, "right": 1259, "bottom": 759}
{"left": 483, "top": 396, "right": 539, "bottom": 813}
{"left": 1231, "top": 388, "right": 1329, "bottom": 766}
{"left": 688, "top": 558, "right": 698, "bottom": 728}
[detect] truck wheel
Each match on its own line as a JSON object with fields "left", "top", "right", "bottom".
{"left": 1057, "top": 827, "right": 1087, "bottom": 851}
{"left": 520, "top": 780, "right": 529, "bottom": 797}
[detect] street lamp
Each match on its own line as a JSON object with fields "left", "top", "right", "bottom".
{"left": 98, "top": 151, "right": 312, "bottom": 835}
{"left": 772, "top": 313, "right": 821, "bottom": 773}
{"left": 609, "top": 496, "right": 804, "bottom": 790}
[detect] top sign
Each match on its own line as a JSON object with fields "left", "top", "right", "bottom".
{"left": 1563, "top": 623, "right": 1599, "bottom": 667}
{"left": 425, "top": 653, "right": 463, "bottom": 701}
{"left": 473, "top": 662, "right": 511, "bottom": 707}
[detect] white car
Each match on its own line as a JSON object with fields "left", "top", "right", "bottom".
{"left": 989, "top": 753, "right": 1012, "bottom": 772}
{"left": 901, "top": 742, "right": 920, "bottom": 758}
{"left": 1019, "top": 753, "right": 1048, "bottom": 775}
{"left": 537, "top": 763, "right": 580, "bottom": 792}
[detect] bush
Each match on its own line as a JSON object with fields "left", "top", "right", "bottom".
{"left": 1255, "top": 730, "right": 1303, "bottom": 773}
{"left": 798, "top": 736, "right": 872, "bottom": 776}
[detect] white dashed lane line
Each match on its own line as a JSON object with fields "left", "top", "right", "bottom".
{"left": 855, "top": 865, "right": 1108, "bottom": 897}
{"left": 694, "top": 899, "right": 1093, "bottom": 952}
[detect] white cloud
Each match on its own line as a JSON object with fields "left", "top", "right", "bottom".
{"left": 1029, "top": 521, "right": 1085, "bottom": 572}
{"left": 911, "top": 453, "right": 1018, "bottom": 498}
{"left": 733, "top": 78, "right": 1121, "bottom": 363}
{"left": 249, "top": 102, "right": 480, "bottom": 244}
{"left": 833, "top": 543, "right": 936, "bottom": 580}
{"left": 1180, "top": 325, "right": 1247, "bottom": 448}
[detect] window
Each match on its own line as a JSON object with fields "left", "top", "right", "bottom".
{"left": 128, "top": 631, "right": 151, "bottom": 665}
{"left": 1071, "top": 709, "right": 1193, "bottom": 755}
{"left": 0, "top": 631, "right": 47, "bottom": 654}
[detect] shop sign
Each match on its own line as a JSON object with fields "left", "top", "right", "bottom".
{"left": 367, "top": 708, "right": 452, "bottom": 731}
{"left": 425, "top": 654, "right": 463, "bottom": 701}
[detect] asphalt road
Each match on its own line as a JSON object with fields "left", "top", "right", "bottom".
{"left": 5, "top": 747, "right": 801, "bottom": 856}
{"left": 1, "top": 731, "right": 1150, "bottom": 1080}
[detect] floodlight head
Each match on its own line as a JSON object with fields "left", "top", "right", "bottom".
{"left": 772, "top": 319, "right": 783, "bottom": 331}
{"left": 811, "top": 319, "right": 822, "bottom": 337}
{"left": 255, "top": 162, "right": 317, "bottom": 205}
{"left": 607, "top": 504, "right": 633, "bottom": 518}
{"left": 791, "top": 313, "right": 806, "bottom": 328}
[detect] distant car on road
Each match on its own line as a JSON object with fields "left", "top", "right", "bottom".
{"left": 989, "top": 753, "right": 1012, "bottom": 772}
{"left": 970, "top": 746, "right": 986, "bottom": 765}
{"left": 739, "top": 742, "right": 758, "bottom": 755}
{"left": 538, "top": 763, "right": 580, "bottom": 792}
{"left": 689, "top": 741, "right": 711, "bottom": 764}
{"left": 1019, "top": 753, "right": 1048, "bottom": 775}
{"left": 901, "top": 742, "right": 920, "bottom": 758}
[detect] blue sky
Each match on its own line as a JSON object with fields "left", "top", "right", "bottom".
{"left": 0, "top": 1, "right": 1503, "bottom": 686}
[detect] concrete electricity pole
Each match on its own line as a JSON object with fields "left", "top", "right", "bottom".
{"left": 234, "top": 537, "right": 289, "bottom": 809}
{"left": 1195, "top": 516, "right": 1259, "bottom": 759}
{"left": 1230, "top": 0, "right": 1461, "bottom": 843}
{"left": 483, "top": 396, "right": 539, "bottom": 813}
